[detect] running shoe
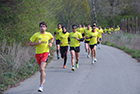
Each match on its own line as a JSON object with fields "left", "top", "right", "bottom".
{"left": 76, "top": 63, "right": 79, "bottom": 69}
{"left": 57, "top": 55, "right": 59, "bottom": 59}
{"left": 87, "top": 55, "right": 90, "bottom": 58}
{"left": 63, "top": 65, "right": 66, "bottom": 69}
{"left": 71, "top": 67, "right": 75, "bottom": 71}
{"left": 38, "top": 85, "right": 43, "bottom": 92}
{"left": 94, "top": 58, "right": 97, "bottom": 62}
{"left": 91, "top": 59, "right": 94, "bottom": 64}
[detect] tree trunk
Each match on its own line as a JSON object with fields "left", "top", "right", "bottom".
{"left": 93, "top": 0, "right": 97, "bottom": 24}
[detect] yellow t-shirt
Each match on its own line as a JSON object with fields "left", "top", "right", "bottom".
{"left": 54, "top": 28, "right": 62, "bottom": 40}
{"left": 58, "top": 32, "right": 69, "bottom": 46}
{"left": 81, "top": 27, "right": 85, "bottom": 34}
{"left": 77, "top": 28, "right": 83, "bottom": 34}
{"left": 69, "top": 32, "right": 82, "bottom": 47}
{"left": 30, "top": 32, "right": 53, "bottom": 54}
{"left": 104, "top": 29, "right": 108, "bottom": 33}
{"left": 117, "top": 27, "right": 120, "bottom": 31}
{"left": 84, "top": 29, "right": 92, "bottom": 41}
{"left": 108, "top": 29, "right": 112, "bottom": 34}
{"left": 98, "top": 28, "right": 103, "bottom": 38}
{"left": 111, "top": 28, "right": 114, "bottom": 32}
{"left": 89, "top": 31, "right": 99, "bottom": 45}
{"left": 95, "top": 27, "right": 99, "bottom": 32}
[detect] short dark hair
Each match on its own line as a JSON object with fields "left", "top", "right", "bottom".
{"left": 58, "top": 23, "right": 61, "bottom": 26}
{"left": 72, "top": 24, "right": 77, "bottom": 29}
{"left": 39, "top": 21, "right": 47, "bottom": 27}
{"left": 62, "top": 26, "right": 66, "bottom": 29}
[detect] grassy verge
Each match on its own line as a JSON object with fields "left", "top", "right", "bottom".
{"left": 0, "top": 39, "right": 55, "bottom": 93}
{"left": 102, "top": 31, "right": 140, "bottom": 61}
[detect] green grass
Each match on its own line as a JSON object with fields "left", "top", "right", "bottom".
{"left": 0, "top": 39, "right": 56, "bottom": 93}
{"left": 102, "top": 32, "right": 140, "bottom": 60}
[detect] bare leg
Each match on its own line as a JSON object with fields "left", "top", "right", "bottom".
{"left": 88, "top": 43, "right": 90, "bottom": 55}
{"left": 94, "top": 46, "right": 97, "bottom": 58}
{"left": 75, "top": 52, "right": 80, "bottom": 63}
{"left": 91, "top": 48, "right": 94, "bottom": 60}
{"left": 85, "top": 43, "right": 88, "bottom": 52}
{"left": 70, "top": 50, "right": 75, "bottom": 67}
{"left": 40, "top": 62, "right": 47, "bottom": 86}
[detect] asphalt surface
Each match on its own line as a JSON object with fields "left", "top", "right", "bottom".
{"left": 4, "top": 42, "right": 140, "bottom": 94}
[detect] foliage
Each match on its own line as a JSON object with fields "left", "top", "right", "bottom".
{"left": 58, "top": 0, "right": 90, "bottom": 30}
{"left": 102, "top": 32, "right": 140, "bottom": 60}
{"left": 0, "top": 0, "right": 63, "bottom": 45}
{"left": 0, "top": 39, "right": 55, "bottom": 92}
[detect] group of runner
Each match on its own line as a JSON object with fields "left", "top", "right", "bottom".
{"left": 29, "top": 21, "right": 120, "bottom": 92}
{"left": 54, "top": 22, "right": 104, "bottom": 71}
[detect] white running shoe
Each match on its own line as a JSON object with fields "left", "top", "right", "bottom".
{"left": 94, "top": 58, "right": 97, "bottom": 62}
{"left": 87, "top": 55, "right": 90, "bottom": 58}
{"left": 91, "top": 59, "right": 94, "bottom": 64}
{"left": 38, "top": 85, "right": 43, "bottom": 92}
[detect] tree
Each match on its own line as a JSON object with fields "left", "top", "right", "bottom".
{"left": 58, "top": 0, "right": 90, "bottom": 30}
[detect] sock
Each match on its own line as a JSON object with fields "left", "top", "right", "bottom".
{"left": 64, "top": 53, "right": 67, "bottom": 65}
{"left": 57, "top": 50, "right": 59, "bottom": 56}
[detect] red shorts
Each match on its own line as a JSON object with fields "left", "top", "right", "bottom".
{"left": 35, "top": 52, "right": 49, "bottom": 65}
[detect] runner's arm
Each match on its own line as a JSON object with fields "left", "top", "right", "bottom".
{"left": 29, "top": 41, "right": 41, "bottom": 46}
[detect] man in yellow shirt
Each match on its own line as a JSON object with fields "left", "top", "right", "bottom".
{"left": 111, "top": 27, "right": 114, "bottom": 34}
{"left": 58, "top": 26, "right": 69, "bottom": 69}
{"left": 104, "top": 27, "right": 108, "bottom": 34}
{"left": 81, "top": 24, "right": 86, "bottom": 37}
{"left": 54, "top": 23, "right": 62, "bottom": 59}
{"left": 93, "top": 22, "right": 99, "bottom": 32}
{"left": 117, "top": 25, "right": 120, "bottom": 31}
{"left": 97, "top": 26, "right": 103, "bottom": 49}
{"left": 69, "top": 25, "right": 84, "bottom": 71}
{"left": 83, "top": 24, "right": 92, "bottom": 58}
{"left": 86, "top": 25, "right": 98, "bottom": 64}
{"left": 29, "top": 21, "right": 54, "bottom": 92}
{"left": 108, "top": 27, "right": 112, "bottom": 34}
{"left": 77, "top": 24, "right": 83, "bottom": 34}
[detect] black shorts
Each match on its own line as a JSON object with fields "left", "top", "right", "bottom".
{"left": 70, "top": 46, "right": 80, "bottom": 52}
{"left": 90, "top": 44, "right": 97, "bottom": 50}
{"left": 84, "top": 40, "right": 90, "bottom": 43}
{"left": 60, "top": 46, "right": 68, "bottom": 58}
{"left": 56, "top": 39, "right": 60, "bottom": 45}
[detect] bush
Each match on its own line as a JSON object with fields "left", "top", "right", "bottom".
{"left": 102, "top": 32, "right": 140, "bottom": 60}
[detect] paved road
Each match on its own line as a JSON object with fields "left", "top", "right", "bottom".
{"left": 4, "top": 43, "right": 140, "bottom": 94}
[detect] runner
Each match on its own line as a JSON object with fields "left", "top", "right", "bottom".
{"left": 77, "top": 24, "right": 83, "bottom": 34}
{"left": 86, "top": 25, "right": 98, "bottom": 64}
{"left": 82, "top": 24, "right": 86, "bottom": 37}
{"left": 58, "top": 26, "right": 69, "bottom": 69}
{"left": 69, "top": 24, "right": 84, "bottom": 71}
{"left": 54, "top": 23, "right": 62, "bottom": 59}
{"left": 93, "top": 22, "right": 99, "bottom": 32}
{"left": 108, "top": 27, "right": 112, "bottom": 34}
{"left": 117, "top": 25, "right": 120, "bottom": 31}
{"left": 104, "top": 27, "right": 108, "bottom": 34}
{"left": 110, "top": 27, "right": 114, "bottom": 34}
{"left": 97, "top": 26, "right": 103, "bottom": 49}
{"left": 29, "top": 21, "right": 54, "bottom": 92}
{"left": 83, "top": 24, "right": 92, "bottom": 58}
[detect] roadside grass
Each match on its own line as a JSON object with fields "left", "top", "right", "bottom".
{"left": 102, "top": 31, "right": 140, "bottom": 61}
{"left": 0, "top": 39, "right": 55, "bottom": 93}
